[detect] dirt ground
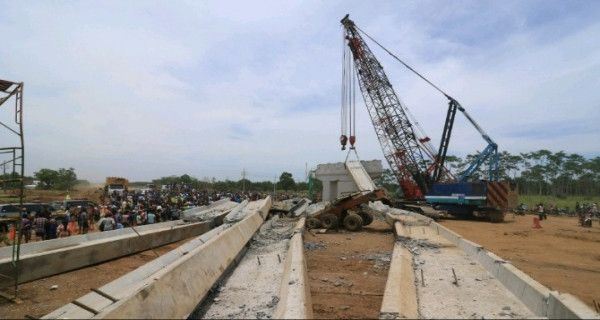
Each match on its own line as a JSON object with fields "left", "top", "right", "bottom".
{"left": 440, "top": 214, "right": 600, "bottom": 309}
{"left": 0, "top": 237, "right": 192, "bottom": 319}
{"left": 0, "top": 187, "right": 104, "bottom": 204}
{"left": 304, "top": 220, "right": 394, "bottom": 319}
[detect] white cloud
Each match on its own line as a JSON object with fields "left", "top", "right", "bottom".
{"left": 0, "top": 1, "right": 598, "bottom": 182}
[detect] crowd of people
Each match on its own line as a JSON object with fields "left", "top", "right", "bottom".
{"left": 10, "top": 184, "right": 266, "bottom": 244}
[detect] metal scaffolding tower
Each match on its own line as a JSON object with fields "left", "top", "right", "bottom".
{"left": 0, "top": 78, "right": 25, "bottom": 301}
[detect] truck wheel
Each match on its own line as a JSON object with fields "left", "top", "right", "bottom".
{"left": 488, "top": 211, "right": 504, "bottom": 223}
{"left": 320, "top": 214, "right": 339, "bottom": 229}
{"left": 343, "top": 213, "right": 363, "bottom": 231}
{"left": 306, "top": 217, "right": 321, "bottom": 229}
{"left": 360, "top": 212, "right": 373, "bottom": 226}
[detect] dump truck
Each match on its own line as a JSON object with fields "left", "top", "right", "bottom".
{"left": 105, "top": 176, "right": 129, "bottom": 196}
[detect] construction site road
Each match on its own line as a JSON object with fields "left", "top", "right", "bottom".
{"left": 440, "top": 214, "right": 600, "bottom": 311}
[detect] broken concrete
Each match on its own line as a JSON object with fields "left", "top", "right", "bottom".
{"left": 198, "top": 216, "right": 297, "bottom": 319}
{"left": 398, "top": 210, "right": 600, "bottom": 319}
{"left": 274, "top": 218, "right": 313, "bottom": 319}
{"left": 380, "top": 222, "right": 418, "bottom": 319}
{"left": 345, "top": 160, "right": 377, "bottom": 192}
{"left": 182, "top": 199, "right": 240, "bottom": 223}
{"left": 43, "top": 197, "right": 272, "bottom": 319}
{"left": 0, "top": 220, "right": 213, "bottom": 287}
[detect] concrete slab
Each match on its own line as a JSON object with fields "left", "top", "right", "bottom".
{"left": 182, "top": 199, "right": 240, "bottom": 223}
{"left": 99, "top": 197, "right": 271, "bottom": 319}
{"left": 0, "top": 220, "right": 213, "bottom": 287}
{"left": 345, "top": 160, "right": 377, "bottom": 192}
{"left": 496, "top": 263, "right": 551, "bottom": 317}
{"left": 43, "top": 224, "right": 228, "bottom": 319}
{"left": 547, "top": 292, "right": 600, "bottom": 319}
{"left": 0, "top": 220, "right": 182, "bottom": 259}
{"left": 200, "top": 216, "right": 298, "bottom": 319}
{"left": 273, "top": 218, "right": 313, "bottom": 319}
{"left": 42, "top": 197, "right": 271, "bottom": 319}
{"left": 380, "top": 239, "right": 418, "bottom": 319}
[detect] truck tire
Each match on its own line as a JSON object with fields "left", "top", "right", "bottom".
{"left": 320, "top": 214, "right": 339, "bottom": 229}
{"left": 306, "top": 217, "right": 321, "bottom": 229}
{"left": 487, "top": 211, "right": 504, "bottom": 223}
{"left": 360, "top": 212, "right": 373, "bottom": 226}
{"left": 343, "top": 213, "right": 363, "bottom": 231}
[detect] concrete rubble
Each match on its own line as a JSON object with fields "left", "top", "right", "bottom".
{"left": 42, "top": 197, "right": 272, "bottom": 319}
{"left": 0, "top": 219, "right": 213, "bottom": 287}
{"left": 182, "top": 198, "right": 240, "bottom": 222}
{"left": 196, "top": 216, "right": 296, "bottom": 319}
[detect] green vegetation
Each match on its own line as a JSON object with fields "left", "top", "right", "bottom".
{"left": 447, "top": 149, "right": 600, "bottom": 197}
{"left": 34, "top": 168, "right": 77, "bottom": 190}
{"left": 519, "top": 194, "right": 600, "bottom": 211}
{"left": 152, "top": 172, "right": 318, "bottom": 193}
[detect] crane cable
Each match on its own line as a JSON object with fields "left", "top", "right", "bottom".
{"left": 355, "top": 25, "right": 457, "bottom": 179}
{"left": 341, "top": 32, "right": 348, "bottom": 139}
{"left": 355, "top": 25, "right": 454, "bottom": 101}
{"left": 355, "top": 26, "right": 440, "bottom": 157}
{"left": 341, "top": 30, "right": 358, "bottom": 150}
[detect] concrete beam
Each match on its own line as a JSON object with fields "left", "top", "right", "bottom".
{"left": 0, "top": 220, "right": 213, "bottom": 287}
{"left": 547, "top": 291, "right": 600, "bottom": 319}
{"left": 273, "top": 218, "right": 313, "bottom": 319}
{"left": 44, "top": 197, "right": 272, "bottom": 319}
{"left": 380, "top": 221, "right": 419, "bottom": 319}
{"left": 345, "top": 160, "right": 377, "bottom": 192}
{"left": 426, "top": 217, "right": 599, "bottom": 319}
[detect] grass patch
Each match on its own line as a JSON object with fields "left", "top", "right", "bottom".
{"left": 519, "top": 195, "right": 600, "bottom": 210}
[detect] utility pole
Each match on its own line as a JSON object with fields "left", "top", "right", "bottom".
{"left": 273, "top": 175, "right": 277, "bottom": 198}
{"left": 305, "top": 162, "right": 308, "bottom": 182}
{"left": 241, "top": 168, "right": 247, "bottom": 193}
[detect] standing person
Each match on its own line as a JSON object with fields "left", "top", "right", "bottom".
{"left": 78, "top": 207, "right": 89, "bottom": 234}
{"left": 537, "top": 203, "right": 546, "bottom": 220}
{"left": 101, "top": 214, "right": 115, "bottom": 231}
{"left": 67, "top": 212, "right": 78, "bottom": 235}
{"left": 87, "top": 207, "right": 96, "bottom": 231}
{"left": 57, "top": 221, "right": 69, "bottom": 237}
{"left": 146, "top": 210, "right": 156, "bottom": 224}
{"left": 33, "top": 213, "right": 48, "bottom": 241}
{"left": 20, "top": 213, "right": 32, "bottom": 243}
{"left": 135, "top": 210, "right": 143, "bottom": 226}
{"left": 122, "top": 211, "right": 130, "bottom": 228}
{"left": 46, "top": 218, "right": 58, "bottom": 239}
{"left": 63, "top": 208, "right": 70, "bottom": 229}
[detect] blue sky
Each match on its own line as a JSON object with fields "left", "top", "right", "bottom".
{"left": 0, "top": 1, "right": 599, "bottom": 182}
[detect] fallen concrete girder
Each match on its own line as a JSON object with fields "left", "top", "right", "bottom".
{"left": 0, "top": 220, "right": 212, "bottom": 288}
{"left": 43, "top": 197, "right": 272, "bottom": 319}
{"left": 377, "top": 201, "right": 600, "bottom": 319}
{"left": 273, "top": 218, "right": 312, "bottom": 319}
{"left": 379, "top": 221, "right": 418, "bottom": 319}
{"left": 182, "top": 198, "right": 240, "bottom": 223}
{"left": 345, "top": 160, "right": 376, "bottom": 192}
{"left": 198, "top": 216, "right": 306, "bottom": 318}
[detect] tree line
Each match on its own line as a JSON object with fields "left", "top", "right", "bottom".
{"left": 4, "top": 149, "right": 598, "bottom": 198}
{"left": 150, "top": 172, "right": 318, "bottom": 193}
{"left": 444, "top": 150, "right": 600, "bottom": 196}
